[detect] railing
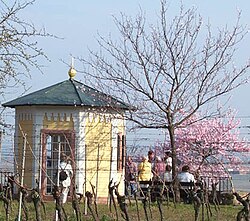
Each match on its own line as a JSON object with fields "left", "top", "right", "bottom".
{"left": 135, "top": 177, "right": 234, "bottom": 204}
{"left": 0, "top": 171, "right": 15, "bottom": 185}
{"left": 200, "top": 176, "right": 233, "bottom": 193}
{"left": 138, "top": 176, "right": 233, "bottom": 193}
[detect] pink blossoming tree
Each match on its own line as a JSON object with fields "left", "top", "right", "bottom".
{"left": 157, "top": 110, "right": 249, "bottom": 178}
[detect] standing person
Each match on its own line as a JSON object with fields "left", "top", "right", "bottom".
{"left": 147, "top": 150, "right": 155, "bottom": 178}
{"left": 138, "top": 156, "right": 152, "bottom": 197}
{"left": 138, "top": 156, "right": 152, "bottom": 181}
{"left": 153, "top": 156, "right": 166, "bottom": 180}
{"left": 147, "top": 150, "right": 155, "bottom": 164}
{"left": 59, "top": 153, "right": 73, "bottom": 204}
{"left": 164, "top": 151, "right": 172, "bottom": 167}
{"left": 125, "top": 156, "right": 137, "bottom": 196}
{"left": 164, "top": 165, "right": 172, "bottom": 182}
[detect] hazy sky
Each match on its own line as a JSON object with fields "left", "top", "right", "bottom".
{"left": 1, "top": 1, "right": 250, "bottom": 167}
{"left": 11, "top": 0, "right": 250, "bottom": 126}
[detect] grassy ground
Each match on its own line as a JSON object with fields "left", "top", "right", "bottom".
{"left": 0, "top": 200, "right": 243, "bottom": 221}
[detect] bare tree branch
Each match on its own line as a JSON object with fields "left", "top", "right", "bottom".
{"left": 0, "top": 0, "right": 53, "bottom": 96}
{"left": 77, "top": 0, "right": 250, "bottom": 201}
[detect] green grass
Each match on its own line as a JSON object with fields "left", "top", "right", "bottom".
{"left": 0, "top": 200, "right": 242, "bottom": 221}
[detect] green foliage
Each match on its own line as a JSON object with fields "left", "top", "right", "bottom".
{"left": 100, "top": 214, "right": 113, "bottom": 221}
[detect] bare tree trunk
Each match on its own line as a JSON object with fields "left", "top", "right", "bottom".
{"left": 168, "top": 125, "right": 181, "bottom": 202}
{"left": 234, "top": 192, "right": 250, "bottom": 221}
{"left": 0, "top": 185, "right": 11, "bottom": 221}
{"left": 85, "top": 191, "right": 99, "bottom": 221}
{"left": 21, "top": 187, "right": 29, "bottom": 221}
{"left": 108, "top": 179, "right": 119, "bottom": 220}
{"left": 52, "top": 185, "right": 67, "bottom": 221}
{"left": 211, "top": 182, "right": 220, "bottom": 211}
{"left": 31, "top": 189, "right": 42, "bottom": 221}
{"left": 134, "top": 190, "right": 140, "bottom": 221}
{"left": 142, "top": 198, "right": 149, "bottom": 221}
{"left": 72, "top": 187, "right": 82, "bottom": 221}
{"left": 91, "top": 183, "right": 100, "bottom": 219}
{"left": 114, "top": 183, "right": 130, "bottom": 221}
{"left": 192, "top": 191, "right": 201, "bottom": 221}
{"left": 157, "top": 198, "right": 163, "bottom": 221}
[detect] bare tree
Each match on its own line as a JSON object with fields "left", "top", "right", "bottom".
{"left": 78, "top": 1, "right": 250, "bottom": 200}
{"left": 0, "top": 0, "right": 51, "bottom": 97}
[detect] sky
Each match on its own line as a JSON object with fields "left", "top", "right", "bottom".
{"left": 1, "top": 0, "right": 250, "bottom": 170}
{"left": 3, "top": 0, "right": 250, "bottom": 140}
{"left": 18, "top": 0, "right": 250, "bottom": 108}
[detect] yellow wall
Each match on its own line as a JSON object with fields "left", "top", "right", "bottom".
{"left": 84, "top": 114, "right": 125, "bottom": 198}
{"left": 85, "top": 115, "right": 112, "bottom": 198}
{"left": 18, "top": 113, "right": 33, "bottom": 188}
{"left": 43, "top": 113, "right": 74, "bottom": 130}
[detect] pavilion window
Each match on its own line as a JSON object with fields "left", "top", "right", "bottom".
{"left": 41, "top": 130, "right": 75, "bottom": 196}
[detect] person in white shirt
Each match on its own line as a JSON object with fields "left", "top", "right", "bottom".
{"left": 177, "top": 165, "right": 195, "bottom": 183}
{"left": 164, "top": 165, "right": 172, "bottom": 182}
{"left": 164, "top": 151, "right": 172, "bottom": 167}
{"left": 178, "top": 165, "right": 195, "bottom": 203}
{"left": 59, "top": 153, "right": 73, "bottom": 204}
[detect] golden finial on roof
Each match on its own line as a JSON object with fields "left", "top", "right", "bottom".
{"left": 68, "top": 57, "right": 77, "bottom": 79}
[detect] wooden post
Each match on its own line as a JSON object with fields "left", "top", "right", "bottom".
{"left": 84, "top": 144, "right": 88, "bottom": 215}
{"left": 107, "top": 126, "right": 114, "bottom": 206}
{"left": 55, "top": 139, "right": 62, "bottom": 221}
{"left": 95, "top": 144, "right": 100, "bottom": 203}
{"left": 0, "top": 131, "right": 2, "bottom": 165}
{"left": 17, "top": 133, "right": 27, "bottom": 221}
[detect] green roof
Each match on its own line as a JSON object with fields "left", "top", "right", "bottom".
{"left": 2, "top": 78, "right": 130, "bottom": 110}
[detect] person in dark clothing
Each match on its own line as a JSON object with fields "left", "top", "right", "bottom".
{"left": 125, "top": 156, "right": 137, "bottom": 196}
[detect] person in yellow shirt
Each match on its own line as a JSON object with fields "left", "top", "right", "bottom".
{"left": 138, "top": 156, "right": 152, "bottom": 181}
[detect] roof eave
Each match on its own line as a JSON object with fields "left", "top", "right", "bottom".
{"left": 2, "top": 103, "right": 131, "bottom": 110}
